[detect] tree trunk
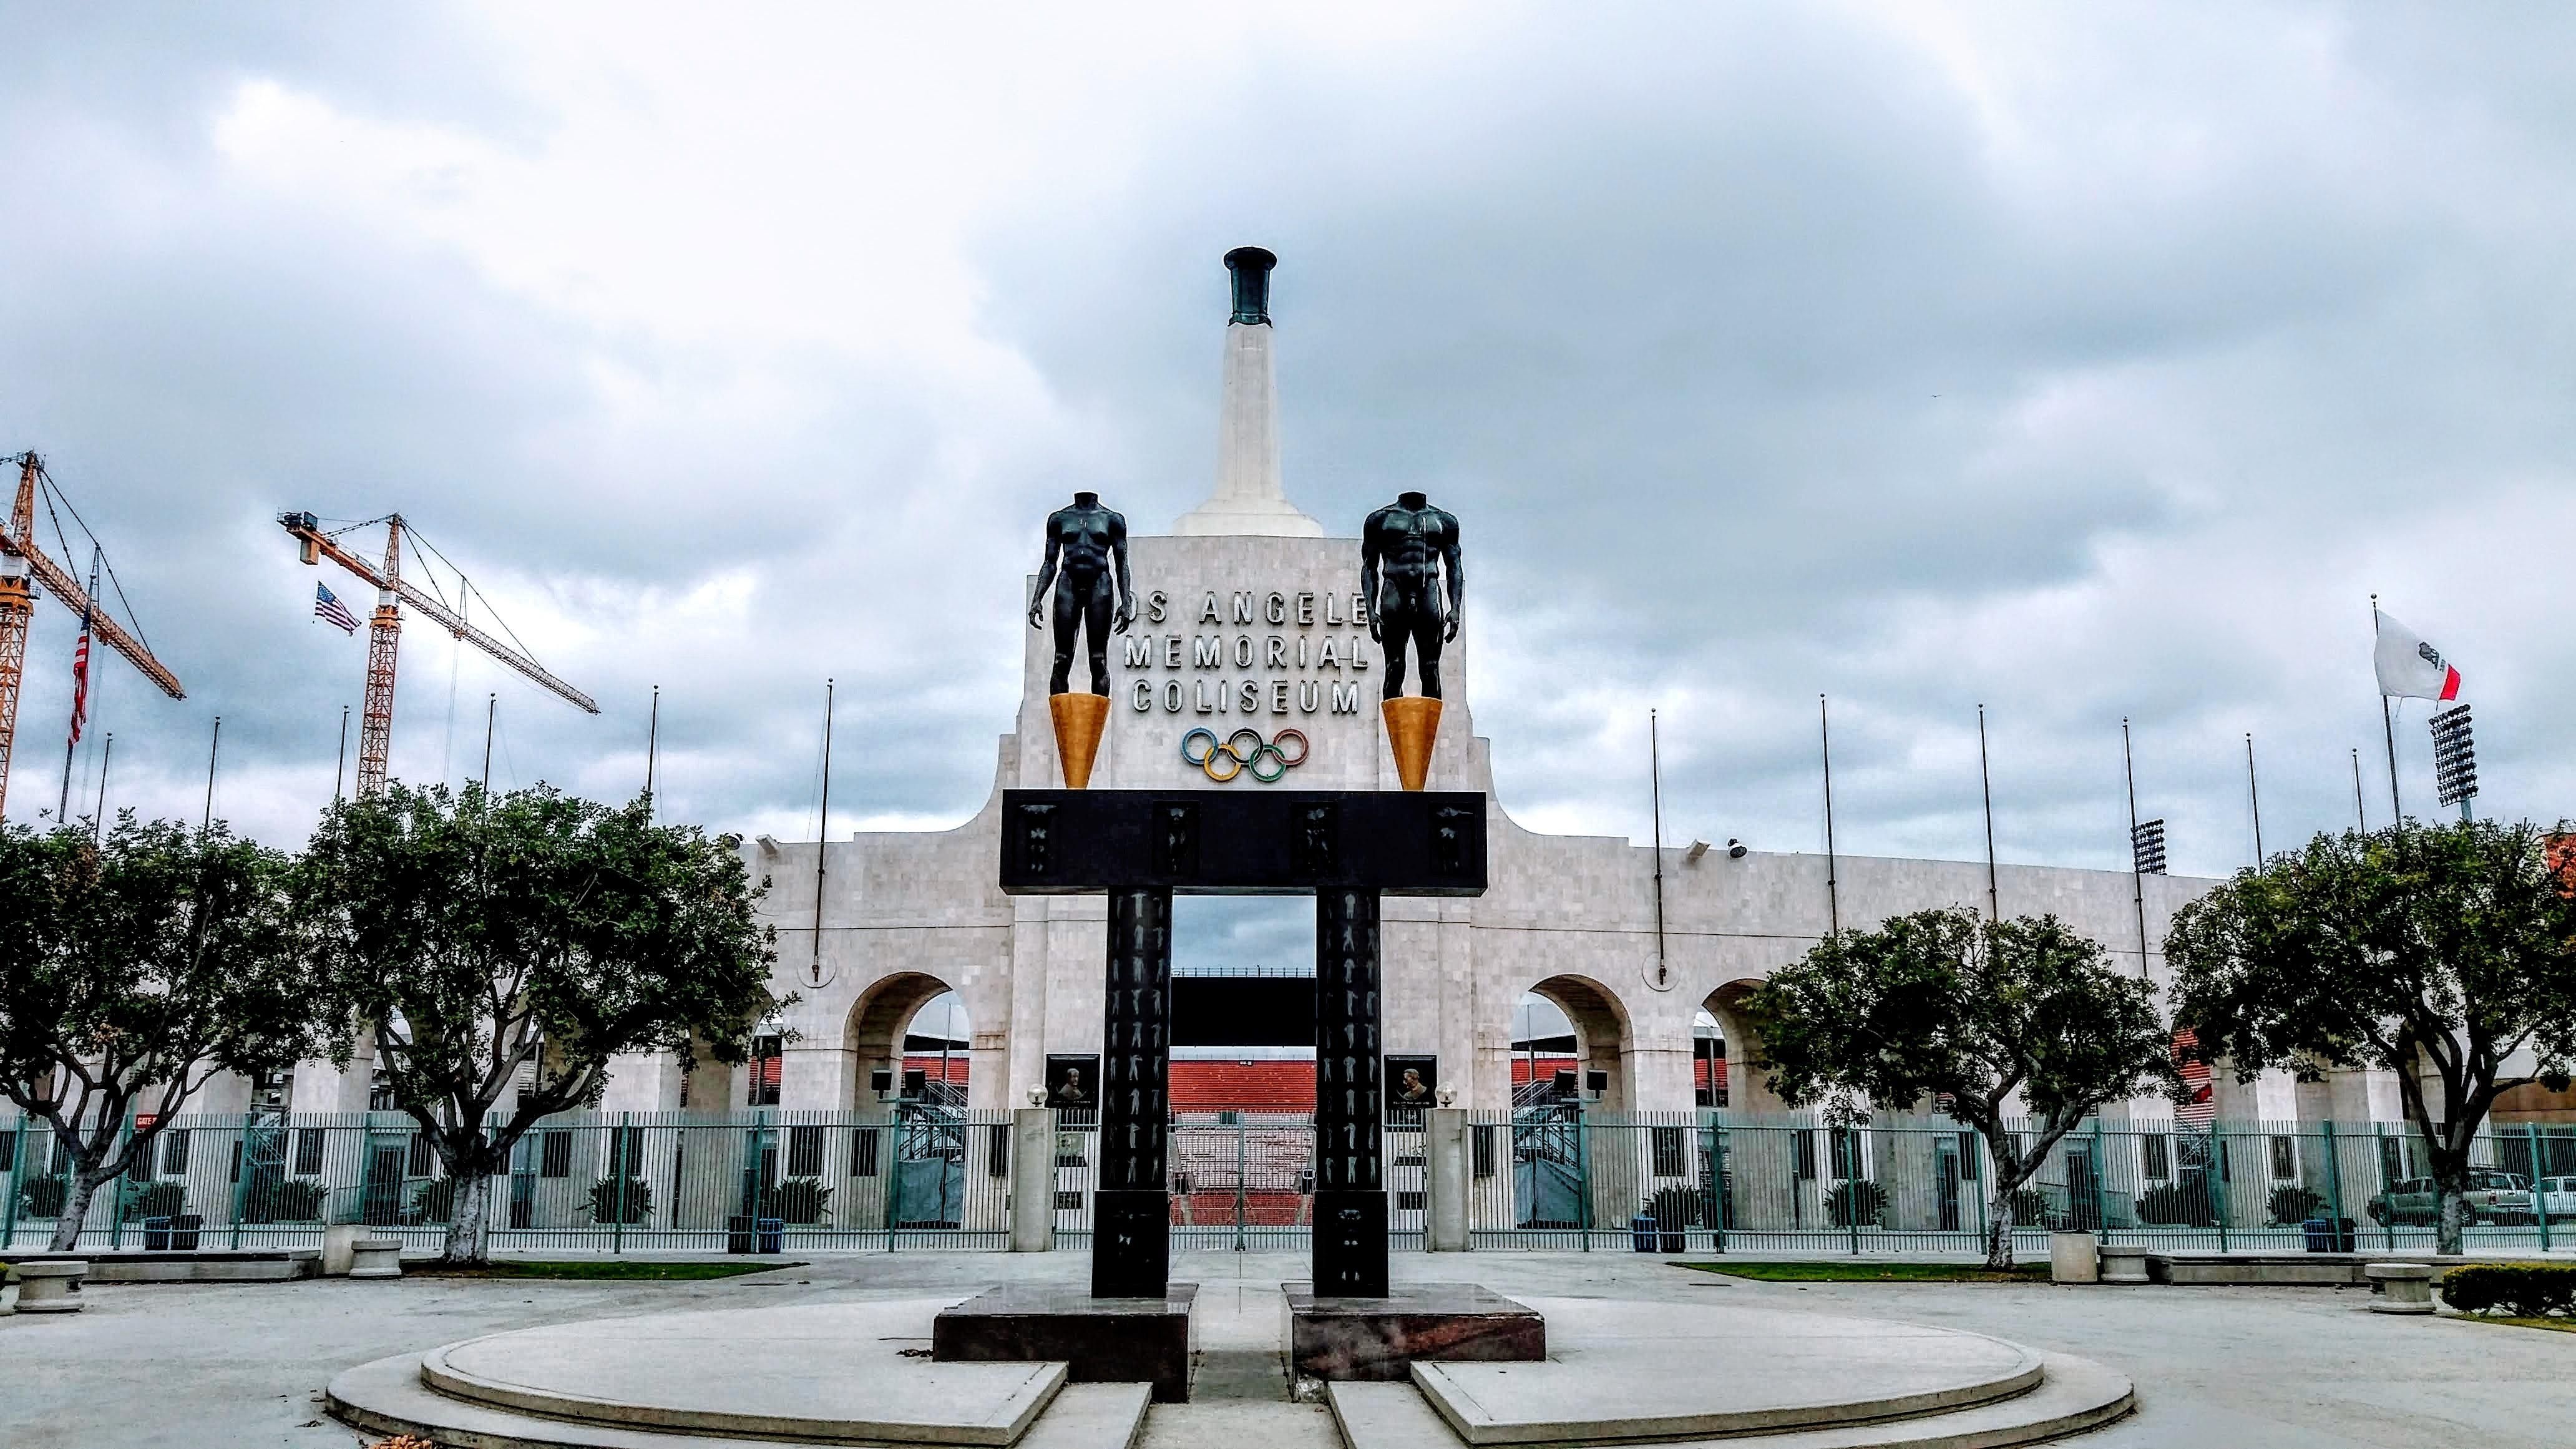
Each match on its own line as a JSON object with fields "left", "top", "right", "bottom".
{"left": 2436, "top": 1182, "right": 2471, "bottom": 1257}
{"left": 47, "top": 1172, "right": 105, "bottom": 1252}
{"left": 1983, "top": 1187, "right": 2016, "bottom": 1270}
{"left": 441, "top": 1169, "right": 498, "bottom": 1264}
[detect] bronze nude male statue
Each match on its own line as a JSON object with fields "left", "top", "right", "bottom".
{"left": 1028, "top": 491, "right": 1136, "bottom": 696}
{"left": 1360, "top": 490, "right": 1463, "bottom": 701}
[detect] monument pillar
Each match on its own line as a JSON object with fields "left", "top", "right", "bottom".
{"left": 1094, "top": 886, "right": 1173, "bottom": 1298}
{"left": 1314, "top": 886, "right": 1389, "bottom": 1296}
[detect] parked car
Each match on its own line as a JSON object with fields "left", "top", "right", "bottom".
{"left": 2367, "top": 1171, "right": 2537, "bottom": 1226}
{"left": 2539, "top": 1176, "right": 2576, "bottom": 1222}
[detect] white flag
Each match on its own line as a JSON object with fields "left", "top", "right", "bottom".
{"left": 2374, "top": 612, "right": 2461, "bottom": 701}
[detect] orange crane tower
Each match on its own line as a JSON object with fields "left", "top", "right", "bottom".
{"left": 280, "top": 511, "right": 598, "bottom": 795}
{"left": 0, "top": 453, "right": 187, "bottom": 821}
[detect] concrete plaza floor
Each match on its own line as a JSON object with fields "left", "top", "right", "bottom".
{"left": 3, "top": 1250, "right": 2570, "bottom": 1448}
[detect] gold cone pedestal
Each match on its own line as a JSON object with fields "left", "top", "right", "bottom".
{"left": 1382, "top": 696, "right": 1443, "bottom": 793}
{"left": 1048, "top": 693, "right": 1111, "bottom": 789}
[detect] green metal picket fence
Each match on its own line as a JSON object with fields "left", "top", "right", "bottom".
{"left": 0, "top": 1108, "right": 1014, "bottom": 1254}
{"left": 1462, "top": 1108, "right": 2576, "bottom": 1256}
{"left": 9, "top": 1108, "right": 2570, "bottom": 1257}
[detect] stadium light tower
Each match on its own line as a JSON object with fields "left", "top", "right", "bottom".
{"left": 2130, "top": 818, "right": 2168, "bottom": 876}
{"left": 2431, "top": 704, "right": 2477, "bottom": 821}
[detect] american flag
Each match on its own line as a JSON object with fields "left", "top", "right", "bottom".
{"left": 314, "top": 582, "right": 361, "bottom": 634}
{"left": 68, "top": 613, "right": 91, "bottom": 746}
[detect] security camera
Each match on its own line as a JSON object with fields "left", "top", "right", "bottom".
{"left": 1727, "top": 839, "right": 1748, "bottom": 860}
{"left": 1028, "top": 1087, "right": 1046, "bottom": 1106}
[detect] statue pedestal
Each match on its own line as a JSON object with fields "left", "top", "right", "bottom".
{"left": 1381, "top": 697, "right": 1442, "bottom": 792}
{"left": 1048, "top": 693, "right": 1110, "bottom": 789}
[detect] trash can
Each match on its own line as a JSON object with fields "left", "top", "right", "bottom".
{"left": 143, "top": 1214, "right": 204, "bottom": 1251}
{"left": 731, "top": 1214, "right": 786, "bottom": 1254}
{"left": 1631, "top": 1213, "right": 1658, "bottom": 1252}
{"left": 2303, "top": 1217, "right": 2357, "bottom": 1252}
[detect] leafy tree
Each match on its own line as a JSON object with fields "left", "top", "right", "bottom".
{"left": 1747, "top": 909, "right": 2177, "bottom": 1268}
{"left": 0, "top": 816, "right": 324, "bottom": 1251}
{"left": 2166, "top": 819, "right": 2576, "bottom": 1256}
{"left": 300, "top": 783, "right": 778, "bottom": 1263}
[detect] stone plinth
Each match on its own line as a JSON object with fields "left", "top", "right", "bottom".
{"left": 1284, "top": 1282, "right": 1544, "bottom": 1383}
{"left": 935, "top": 1282, "right": 1199, "bottom": 1403}
{"left": 13, "top": 1260, "right": 86, "bottom": 1313}
{"left": 2049, "top": 1231, "right": 2099, "bottom": 1284}
{"left": 348, "top": 1239, "right": 402, "bottom": 1279}
{"left": 2366, "top": 1261, "right": 2438, "bottom": 1314}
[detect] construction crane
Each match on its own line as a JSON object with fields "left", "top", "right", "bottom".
{"left": 0, "top": 453, "right": 187, "bottom": 822}
{"left": 280, "top": 511, "right": 598, "bottom": 796}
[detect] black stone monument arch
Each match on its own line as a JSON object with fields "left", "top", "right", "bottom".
{"left": 999, "top": 787, "right": 1488, "bottom": 1299}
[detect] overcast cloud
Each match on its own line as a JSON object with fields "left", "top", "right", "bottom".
{"left": 2, "top": 2, "right": 2570, "bottom": 903}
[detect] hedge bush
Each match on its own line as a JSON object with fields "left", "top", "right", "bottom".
{"left": 772, "top": 1176, "right": 832, "bottom": 1225}
{"left": 2266, "top": 1185, "right": 2326, "bottom": 1227}
{"left": 2440, "top": 1262, "right": 2576, "bottom": 1319}
{"left": 127, "top": 1179, "right": 188, "bottom": 1220}
{"left": 587, "top": 1176, "right": 654, "bottom": 1225}
{"left": 2137, "top": 1182, "right": 2217, "bottom": 1227}
{"left": 1823, "top": 1179, "right": 1888, "bottom": 1227}
{"left": 19, "top": 1177, "right": 69, "bottom": 1218}
{"left": 410, "top": 1177, "right": 456, "bottom": 1224}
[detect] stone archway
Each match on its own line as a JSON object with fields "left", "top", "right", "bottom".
{"left": 845, "top": 971, "right": 960, "bottom": 1109}
{"left": 1524, "top": 973, "right": 1635, "bottom": 1113}
{"left": 1702, "top": 979, "right": 1790, "bottom": 1116}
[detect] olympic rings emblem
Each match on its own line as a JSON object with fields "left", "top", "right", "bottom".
{"left": 1181, "top": 726, "right": 1310, "bottom": 783}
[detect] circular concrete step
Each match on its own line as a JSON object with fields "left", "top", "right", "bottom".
{"left": 417, "top": 1298, "right": 1065, "bottom": 1445}
{"left": 1406, "top": 1297, "right": 2047, "bottom": 1444}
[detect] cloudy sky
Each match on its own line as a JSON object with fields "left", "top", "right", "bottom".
{"left": 4, "top": 3, "right": 2570, "bottom": 909}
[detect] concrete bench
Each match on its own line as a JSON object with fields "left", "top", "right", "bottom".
{"left": 2149, "top": 1252, "right": 2371, "bottom": 1286}
{"left": 14, "top": 1260, "right": 87, "bottom": 1313}
{"left": 2364, "top": 1262, "right": 2437, "bottom": 1314}
{"left": 348, "top": 1239, "right": 403, "bottom": 1279}
{"left": 8, "top": 1249, "right": 321, "bottom": 1283}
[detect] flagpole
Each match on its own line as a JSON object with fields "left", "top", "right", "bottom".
{"left": 334, "top": 705, "right": 350, "bottom": 804}
{"left": 644, "top": 684, "right": 661, "bottom": 817}
{"left": 1820, "top": 694, "right": 1840, "bottom": 937}
{"left": 2351, "top": 748, "right": 2367, "bottom": 832}
{"left": 812, "top": 678, "right": 835, "bottom": 987}
{"left": 2245, "top": 733, "right": 2264, "bottom": 868}
{"left": 1978, "top": 703, "right": 1999, "bottom": 924}
{"left": 2123, "top": 718, "right": 2149, "bottom": 980}
{"left": 2373, "top": 595, "right": 2401, "bottom": 822}
{"left": 481, "top": 692, "right": 496, "bottom": 792}
{"left": 202, "top": 715, "right": 221, "bottom": 831}
{"left": 93, "top": 733, "right": 112, "bottom": 842}
{"left": 1649, "top": 708, "right": 1668, "bottom": 990}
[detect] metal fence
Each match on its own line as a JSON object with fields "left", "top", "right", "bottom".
{"left": 1462, "top": 1109, "right": 2576, "bottom": 1255}
{"left": 11, "top": 1108, "right": 2572, "bottom": 1257}
{"left": 0, "top": 1108, "right": 1016, "bottom": 1254}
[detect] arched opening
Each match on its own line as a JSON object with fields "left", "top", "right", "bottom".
{"left": 845, "top": 972, "right": 965, "bottom": 1108}
{"left": 1692, "top": 1010, "right": 1726, "bottom": 1108}
{"left": 1515, "top": 974, "right": 1634, "bottom": 1113}
{"left": 1702, "top": 979, "right": 1788, "bottom": 1115}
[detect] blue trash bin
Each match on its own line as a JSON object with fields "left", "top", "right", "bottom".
{"left": 758, "top": 1217, "right": 784, "bottom": 1254}
{"left": 1631, "top": 1213, "right": 1658, "bottom": 1252}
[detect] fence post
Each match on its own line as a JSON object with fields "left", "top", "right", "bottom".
{"left": 2319, "top": 1121, "right": 2345, "bottom": 1245}
{"left": 2089, "top": 1122, "right": 2107, "bottom": 1242}
{"left": 2530, "top": 1123, "right": 2552, "bottom": 1253}
{"left": 1845, "top": 1128, "right": 1861, "bottom": 1257}
{"left": 612, "top": 1115, "right": 630, "bottom": 1256}
{"left": 2, "top": 1117, "right": 24, "bottom": 1249}
{"left": 1574, "top": 1100, "right": 1591, "bottom": 1251}
{"left": 2208, "top": 1124, "right": 2230, "bottom": 1254}
{"left": 1235, "top": 1119, "right": 1248, "bottom": 1253}
{"left": 1706, "top": 1119, "right": 1728, "bottom": 1255}
{"left": 230, "top": 1113, "right": 254, "bottom": 1249}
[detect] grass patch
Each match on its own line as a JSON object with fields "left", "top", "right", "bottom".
{"left": 406, "top": 1259, "right": 806, "bottom": 1281}
{"left": 1679, "top": 1261, "right": 2051, "bottom": 1284}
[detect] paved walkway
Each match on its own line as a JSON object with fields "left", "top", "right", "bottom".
{"left": 4, "top": 1251, "right": 2570, "bottom": 1448}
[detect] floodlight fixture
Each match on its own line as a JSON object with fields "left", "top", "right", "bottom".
{"left": 1684, "top": 839, "right": 1710, "bottom": 864}
{"left": 2131, "top": 818, "right": 2167, "bottom": 876}
{"left": 2431, "top": 704, "right": 2477, "bottom": 815}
